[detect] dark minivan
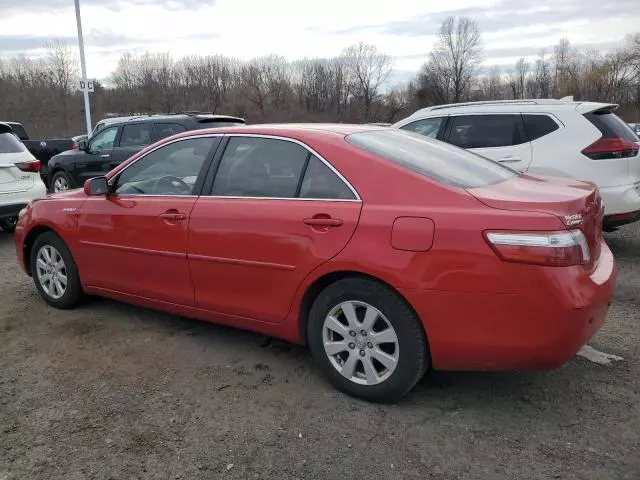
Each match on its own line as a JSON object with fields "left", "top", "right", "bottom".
{"left": 47, "top": 113, "right": 245, "bottom": 192}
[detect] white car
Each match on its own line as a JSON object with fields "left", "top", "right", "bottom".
{"left": 0, "top": 123, "right": 47, "bottom": 232}
{"left": 394, "top": 99, "right": 640, "bottom": 230}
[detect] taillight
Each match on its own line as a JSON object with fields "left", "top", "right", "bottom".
{"left": 484, "top": 230, "right": 590, "bottom": 267}
{"left": 15, "top": 160, "right": 41, "bottom": 173}
{"left": 581, "top": 137, "right": 639, "bottom": 159}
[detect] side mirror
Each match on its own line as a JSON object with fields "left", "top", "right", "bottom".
{"left": 77, "top": 140, "right": 87, "bottom": 151}
{"left": 84, "top": 177, "right": 109, "bottom": 196}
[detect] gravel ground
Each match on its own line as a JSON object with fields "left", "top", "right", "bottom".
{"left": 0, "top": 225, "right": 639, "bottom": 480}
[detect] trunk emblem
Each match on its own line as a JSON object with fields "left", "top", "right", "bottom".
{"left": 564, "top": 214, "right": 583, "bottom": 226}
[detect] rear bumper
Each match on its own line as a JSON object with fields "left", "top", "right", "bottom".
{"left": 400, "top": 242, "right": 616, "bottom": 371}
{"left": 603, "top": 210, "right": 640, "bottom": 230}
{"left": 599, "top": 183, "right": 640, "bottom": 217}
{"left": 0, "top": 203, "right": 27, "bottom": 219}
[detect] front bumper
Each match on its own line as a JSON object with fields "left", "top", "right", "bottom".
{"left": 400, "top": 241, "right": 616, "bottom": 371}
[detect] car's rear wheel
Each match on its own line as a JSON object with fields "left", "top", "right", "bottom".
{"left": 30, "top": 232, "right": 83, "bottom": 309}
{"left": 51, "top": 170, "right": 73, "bottom": 193}
{"left": 307, "top": 277, "right": 428, "bottom": 402}
{"left": 0, "top": 217, "right": 17, "bottom": 233}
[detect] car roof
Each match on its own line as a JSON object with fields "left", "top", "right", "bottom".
{"left": 191, "top": 123, "right": 388, "bottom": 137}
{"left": 404, "top": 99, "right": 618, "bottom": 118}
{"left": 100, "top": 114, "right": 245, "bottom": 125}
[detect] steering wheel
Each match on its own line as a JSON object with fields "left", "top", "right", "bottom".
{"left": 151, "top": 175, "right": 191, "bottom": 195}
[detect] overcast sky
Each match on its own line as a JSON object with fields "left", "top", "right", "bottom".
{"left": 0, "top": 0, "right": 638, "bottom": 85}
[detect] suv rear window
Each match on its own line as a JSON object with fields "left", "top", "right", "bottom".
{"left": 0, "top": 132, "right": 26, "bottom": 154}
{"left": 584, "top": 110, "right": 638, "bottom": 141}
{"left": 347, "top": 129, "right": 516, "bottom": 189}
{"left": 522, "top": 115, "right": 559, "bottom": 141}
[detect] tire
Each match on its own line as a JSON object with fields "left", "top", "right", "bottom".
{"left": 307, "top": 277, "right": 428, "bottom": 402}
{"left": 30, "top": 232, "right": 83, "bottom": 309}
{"left": 0, "top": 217, "right": 17, "bottom": 233}
{"left": 50, "top": 170, "right": 74, "bottom": 193}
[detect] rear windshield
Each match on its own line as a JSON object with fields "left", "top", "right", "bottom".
{"left": 9, "top": 124, "right": 28, "bottom": 140}
{"left": 197, "top": 120, "right": 245, "bottom": 128}
{"left": 0, "top": 132, "right": 26, "bottom": 154}
{"left": 584, "top": 110, "right": 638, "bottom": 141}
{"left": 346, "top": 129, "right": 517, "bottom": 189}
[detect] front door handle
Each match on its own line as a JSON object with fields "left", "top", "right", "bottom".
{"left": 101, "top": 154, "right": 110, "bottom": 158}
{"left": 497, "top": 156, "right": 522, "bottom": 163}
{"left": 160, "top": 211, "right": 187, "bottom": 221}
{"left": 303, "top": 217, "right": 343, "bottom": 227}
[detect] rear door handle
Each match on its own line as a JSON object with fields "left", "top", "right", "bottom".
{"left": 160, "top": 212, "right": 187, "bottom": 221}
{"left": 303, "top": 217, "right": 343, "bottom": 227}
{"left": 101, "top": 154, "right": 110, "bottom": 158}
{"left": 497, "top": 156, "right": 522, "bottom": 163}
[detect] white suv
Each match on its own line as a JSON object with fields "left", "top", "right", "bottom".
{"left": 0, "top": 123, "right": 47, "bottom": 232}
{"left": 394, "top": 99, "right": 640, "bottom": 230}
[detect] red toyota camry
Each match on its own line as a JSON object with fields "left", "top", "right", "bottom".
{"left": 14, "top": 125, "right": 615, "bottom": 401}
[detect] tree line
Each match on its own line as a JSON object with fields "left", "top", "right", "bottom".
{"left": 1, "top": 17, "right": 639, "bottom": 138}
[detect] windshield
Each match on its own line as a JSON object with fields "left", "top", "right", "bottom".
{"left": 0, "top": 132, "right": 27, "bottom": 154}
{"left": 346, "top": 129, "right": 516, "bottom": 189}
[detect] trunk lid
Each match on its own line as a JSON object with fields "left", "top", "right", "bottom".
{"left": 468, "top": 174, "right": 603, "bottom": 271}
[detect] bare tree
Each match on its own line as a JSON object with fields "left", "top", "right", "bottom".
{"left": 515, "top": 58, "right": 529, "bottom": 99}
{"left": 45, "top": 40, "right": 77, "bottom": 134}
{"left": 341, "top": 42, "right": 393, "bottom": 120}
{"left": 423, "top": 16, "right": 483, "bottom": 103}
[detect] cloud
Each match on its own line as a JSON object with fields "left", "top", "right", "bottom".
{"left": 0, "top": 0, "right": 216, "bottom": 13}
{"left": 332, "top": 0, "right": 635, "bottom": 37}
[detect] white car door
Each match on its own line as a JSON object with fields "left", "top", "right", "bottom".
{"left": 445, "top": 114, "right": 533, "bottom": 172}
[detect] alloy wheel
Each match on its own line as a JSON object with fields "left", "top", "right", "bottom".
{"left": 322, "top": 300, "right": 399, "bottom": 386}
{"left": 35, "top": 245, "right": 68, "bottom": 300}
{"left": 53, "top": 176, "right": 69, "bottom": 192}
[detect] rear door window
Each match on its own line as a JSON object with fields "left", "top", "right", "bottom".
{"left": 155, "top": 123, "right": 188, "bottom": 140}
{"left": 211, "top": 137, "right": 308, "bottom": 198}
{"left": 522, "top": 115, "right": 560, "bottom": 141}
{"left": 347, "top": 129, "right": 516, "bottom": 189}
{"left": 119, "top": 123, "right": 155, "bottom": 147}
{"left": 299, "top": 155, "right": 356, "bottom": 200}
{"left": 447, "top": 115, "right": 526, "bottom": 148}
{"left": 400, "top": 117, "right": 445, "bottom": 139}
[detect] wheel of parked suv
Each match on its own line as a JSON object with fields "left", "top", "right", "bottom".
{"left": 0, "top": 217, "right": 17, "bottom": 233}
{"left": 307, "top": 277, "right": 429, "bottom": 402}
{"left": 30, "top": 232, "right": 83, "bottom": 309}
{"left": 51, "top": 170, "right": 74, "bottom": 193}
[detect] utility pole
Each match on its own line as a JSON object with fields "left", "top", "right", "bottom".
{"left": 74, "top": 0, "right": 92, "bottom": 136}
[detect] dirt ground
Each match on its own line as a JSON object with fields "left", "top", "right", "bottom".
{"left": 1, "top": 225, "right": 639, "bottom": 480}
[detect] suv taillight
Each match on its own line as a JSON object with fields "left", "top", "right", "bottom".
{"left": 15, "top": 160, "right": 41, "bottom": 173}
{"left": 484, "top": 230, "right": 590, "bottom": 267}
{"left": 581, "top": 137, "right": 639, "bottom": 160}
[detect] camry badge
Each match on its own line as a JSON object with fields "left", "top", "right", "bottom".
{"left": 564, "top": 214, "right": 583, "bottom": 226}
{"left": 62, "top": 207, "right": 77, "bottom": 213}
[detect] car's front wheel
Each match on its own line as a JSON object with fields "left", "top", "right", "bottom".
{"left": 308, "top": 277, "right": 428, "bottom": 402}
{"left": 30, "top": 232, "right": 83, "bottom": 309}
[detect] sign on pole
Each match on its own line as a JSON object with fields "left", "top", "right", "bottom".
{"left": 77, "top": 79, "right": 95, "bottom": 93}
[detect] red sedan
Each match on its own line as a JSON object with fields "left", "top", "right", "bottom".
{"left": 14, "top": 125, "right": 615, "bottom": 401}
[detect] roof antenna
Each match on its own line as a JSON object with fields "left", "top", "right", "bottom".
{"left": 559, "top": 95, "right": 574, "bottom": 101}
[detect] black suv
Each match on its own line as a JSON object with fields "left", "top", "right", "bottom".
{"left": 47, "top": 113, "right": 245, "bottom": 192}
